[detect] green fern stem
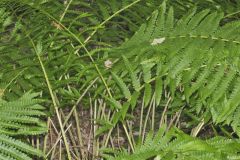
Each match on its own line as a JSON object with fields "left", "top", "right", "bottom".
{"left": 84, "top": 0, "right": 142, "bottom": 44}
{"left": 166, "top": 34, "right": 240, "bottom": 44}
{"left": 29, "top": 38, "right": 72, "bottom": 160}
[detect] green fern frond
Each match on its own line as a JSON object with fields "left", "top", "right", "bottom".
{"left": 0, "top": 134, "right": 43, "bottom": 157}
{"left": 0, "top": 92, "right": 46, "bottom": 159}
{"left": 106, "top": 1, "right": 240, "bottom": 135}
{"left": 108, "top": 127, "right": 240, "bottom": 160}
{"left": 122, "top": 56, "right": 141, "bottom": 91}
{"left": 111, "top": 72, "right": 131, "bottom": 100}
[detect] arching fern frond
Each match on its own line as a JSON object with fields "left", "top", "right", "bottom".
{"left": 103, "top": 1, "right": 240, "bottom": 136}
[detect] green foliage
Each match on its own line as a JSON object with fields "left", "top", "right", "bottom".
{"left": 0, "top": 0, "right": 165, "bottom": 104}
{"left": 0, "top": 134, "right": 43, "bottom": 160}
{"left": 105, "top": 1, "right": 240, "bottom": 136}
{"left": 2, "top": 0, "right": 240, "bottom": 159}
{"left": 0, "top": 92, "right": 47, "bottom": 135}
{"left": 107, "top": 127, "right": 240, "bottom": 160}
{"left": 0, "top": 92, "right": 46, "bottom": 159}
{"left": 0, "top": 0, "right": 169, "bottom": 158}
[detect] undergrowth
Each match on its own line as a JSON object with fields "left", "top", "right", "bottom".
{"left": 1, "top": 0, "right": 240, "bottom": 159}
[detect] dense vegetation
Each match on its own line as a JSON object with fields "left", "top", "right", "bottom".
{"left": 1, "top": 0, "right": 240, "bottom": 159}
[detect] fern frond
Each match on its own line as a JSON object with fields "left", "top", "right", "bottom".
{"left": 108, "top": 127, "right": 240, "bottom": 160}
{"left": 106, "top": 2, "right": 240, "bottom": 135}
{"left": 111, "top": 72, "right": 131, "bottom": 100}
{"left": 0, "top": 92, "right": 46, "bottom": 159}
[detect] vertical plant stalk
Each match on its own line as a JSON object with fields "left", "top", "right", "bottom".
{"left": 43, "top": 118, "right": 50, "bottom": 155}
{"left": 159, "top": 97, "right": 172, "bottom": 128}
{"left": 73, "top": 108, "right": 85, "bottom": 159}
{"left": 127, "top": 120, "right": 136, "bottom": 148}
{"left": 191, "top": 119, "right": 205, "bottom": 137}
{"left": 151, "top": 97, "right": 156, "bottom": 131}
{"left": 123, "top": 123, "right": 135, "bottom": 152}
{"left": 60, "top": 110, "right": 81, "bottom": 158}
{"left": 46, "top": 78, "right": 97, "bottom": 159}
{"left": 142, "top": 96, "right": 155, "bottom": 142}
{"left": 139, "top": 101, "right": 145, "bottom": 140}
{"left": 46, "top": 124, "right": 72, "bottom": 157}
{"left": 29, "top": 38, "right": 72, "bottom": 160}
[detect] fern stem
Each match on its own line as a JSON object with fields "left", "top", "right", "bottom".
{"left": 151, "top": 97, "right": 156, "bottom": 131}
{"left": 224, "top": 10, "right": 240, "bottom": 18}
{"left": 59, "top": 139, "right": 62, "bottom": 160}
{"left": 43, "top": 118, "right": 50, "bottom": 155}
{"left": 29, "top": 38, "right": 72, "bottom": 160}
{"left": 73, "top": 108, "right": 85, "bottom": 159}
{"left": 167, "top": 108, "right": 183, "bottom": 131}
{"left": 84, "top": 0, "right": 142, "bottom": 44}
{"left": 167, "top": 34, "right": 240, "bottom": 44}
{"left": 191, "top": 119, "right": 205, "bottom": 137}
{"left": 159, "top": 97, "right": 171, "bottom": 128}
{"left": 139, "top": 100, "right": 145, "bottom": 141}
{"left": 122, "top": 123, "right": 135, "bottom": 152}
{"left": 142, "top": 96, "right": 155, "bottom": 143}
{"left": 22, "top": 5, "right": 113, "bottom": 99}
{"left": 93, "top": 97, "right": 100, "bottom": 158}
{"left": 60, "top": 110, "right": 81, "bottom": 158}
{"left": 60, "top": 0, "right": 73, "bottom": 22}
{"left": 127, "top": 120, "right": 136, "bottom": 148}
{"left": 46, "top": 123, "right": 72, "bottom": 158}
